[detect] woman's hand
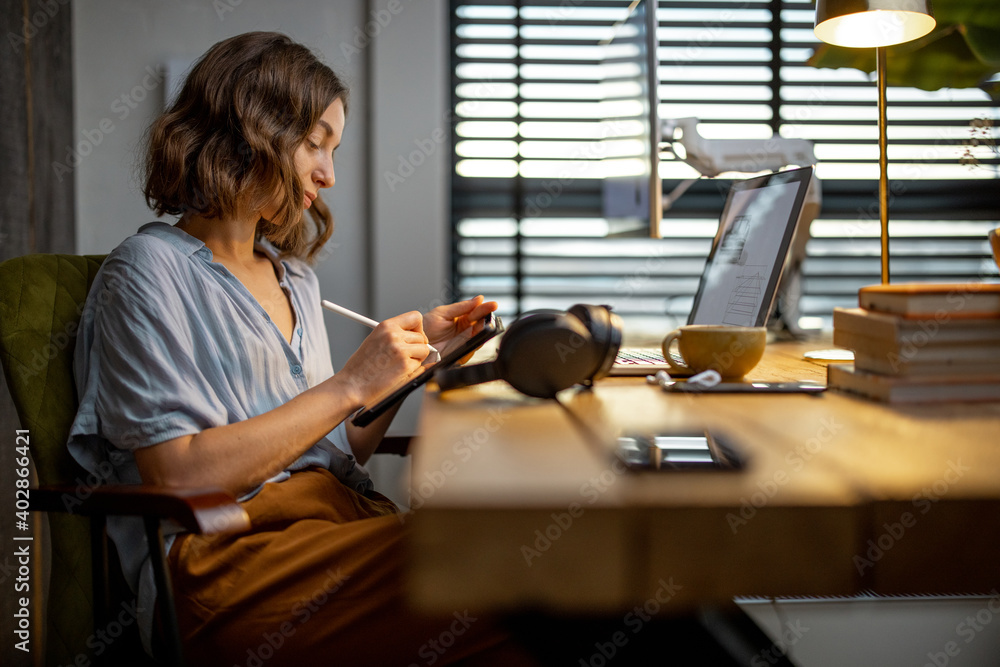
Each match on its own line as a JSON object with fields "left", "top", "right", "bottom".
{"left": 335, "top": 311, "right": 431, "bottom": 407}
{"left": 135, "top": 314, "right": 429, "bottom": 495}
{"left": 423, "top": 295, "right": 499, "bottom": 352}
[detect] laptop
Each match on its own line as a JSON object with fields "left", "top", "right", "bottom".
{"left": 611, "top": 166, "right": 815, "bottom": 376}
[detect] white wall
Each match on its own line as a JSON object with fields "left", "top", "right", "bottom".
{"left": 369, "top": 0, "right": 449, "bottom": 320}
{"left": 369, "top": 0, "right": 450, "bottom": 439}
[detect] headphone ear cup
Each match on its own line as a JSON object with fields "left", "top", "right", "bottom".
{"left": 497, "top": 311, "right": 596, "bottom": 398}
{"left": 567, "top": 304, "right": 623, "bottom": 381}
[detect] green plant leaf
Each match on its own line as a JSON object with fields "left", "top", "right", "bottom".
{"left": 888, "top": 29, "right": 997, "bottom": 91}
{"left": 929, "top": 0, "right": 1000, "bottom": 28}
{"left": 807, "top": 0, "right": 1000, "bottom": 99}
{"left": 964, "top": 25, "right": 1000, "bottom": 67}
{"left": 807, "top": 43, "right": 875, "bottom": 72}
{"left": 808, "top": 32, "right": 1000, "bottom": 100}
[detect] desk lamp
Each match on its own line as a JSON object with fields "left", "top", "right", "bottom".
{"left": 814, "top": 0, "right": 936, "bottom": 284}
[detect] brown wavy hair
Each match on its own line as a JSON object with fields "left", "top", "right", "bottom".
{"left": 142, "top": 32, "right": 348, "bottom": 261}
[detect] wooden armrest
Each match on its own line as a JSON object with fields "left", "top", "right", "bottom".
{"left": 29, "top": 484, "right": 250, "bottom": 535}
{"left": 377, "top": 436, "right": 411, "bottom": 456}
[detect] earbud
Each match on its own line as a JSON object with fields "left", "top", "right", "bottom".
{"left": 435, "top": 304, "right": 622, "bottom": 399}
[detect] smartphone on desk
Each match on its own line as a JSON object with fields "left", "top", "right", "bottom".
{"left": 616, "top": 429, "right": 747, "bottom": 472}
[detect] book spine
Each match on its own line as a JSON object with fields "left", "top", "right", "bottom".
{"left": 834, "top": 331, "right": 1000, "bottom": 363}
{"left": 852, "top": 351, "right": 1000, "bottom": 377}
{"left": 832, "top": 309, "right": 1000, "bottom": 345}
{"left": 858, "top": 284, "right": 1000, "bottom": 318}
{"left": 827, "top": 364, "right": 1000, "bottom": 403}
{"left": 858, "top": 293, "right": 1000, "bottom": 319}
{"left": 827, "top": 364, "right": 890, "bottom": 402}
{"left": 833, "top": 327, "right": 1000, "bottom": 353}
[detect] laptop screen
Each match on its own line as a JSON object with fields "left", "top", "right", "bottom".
{"left": 688, "top": 166, "right": 814, "bottom": 328}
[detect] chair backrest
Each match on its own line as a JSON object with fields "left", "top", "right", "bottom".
{"left": 0, "top": 254, "right": 106, "bottom": 666}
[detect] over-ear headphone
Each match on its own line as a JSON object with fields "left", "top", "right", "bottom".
{"left": 435, "top": 304, "right": 623, "bottom": 399}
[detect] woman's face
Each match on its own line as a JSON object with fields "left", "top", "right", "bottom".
{"left": 296, "top": 97, "right": 346, "bottom": 209}
{"left": 261, "top": 97, "right": 345, "bottom": 221}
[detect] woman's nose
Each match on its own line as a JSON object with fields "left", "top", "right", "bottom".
{"left": 315, "top": 159, "right": 334, "bottom": 189}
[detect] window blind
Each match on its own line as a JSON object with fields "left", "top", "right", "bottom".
{"left": 450, "top": 0, "right": 1000, "bottom": 333}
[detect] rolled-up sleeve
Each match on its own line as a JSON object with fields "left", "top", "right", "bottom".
{"left": 87, "top": 255, "right": 228, "bottom": 451}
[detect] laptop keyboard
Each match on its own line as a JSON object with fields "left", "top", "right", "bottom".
{"left": 615, "top": 347, "right": 668, "bottom": 366}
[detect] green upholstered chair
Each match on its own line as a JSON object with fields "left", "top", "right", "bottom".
{"left": 0, "top": 254, "right": 250, "bottom": 667}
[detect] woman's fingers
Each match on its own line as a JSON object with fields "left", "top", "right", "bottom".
{"left": 383, "top": 309, "right": 425, "bottom": 333}
{"left": 425, "top": 297, "right": 499, "bottom": 342}
{"left": 464, "top": 299, "right": 498, "bottom": 324}
{"left": 377, "top": 314, "right": 432, "bottom": 356}
{"left": 430, "top": 296, "right": 483, "bottom": 320}
{"left": 337, "top": 311, "right": 437, "bottom": 405}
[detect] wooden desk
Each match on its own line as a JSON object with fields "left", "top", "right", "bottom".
{"left": 405, "top": 342, "right": 1000, "bottom": 615}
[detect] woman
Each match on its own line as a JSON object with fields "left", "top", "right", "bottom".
{"left": 68, "top": 31, "right": 515, "bottom": 666}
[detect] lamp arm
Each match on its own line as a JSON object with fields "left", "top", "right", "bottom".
{"left": 661, "top": 117, "right": 817, "bottom": 177}
{"left": 662, "top": 178, "right": 698, "bottom": 212}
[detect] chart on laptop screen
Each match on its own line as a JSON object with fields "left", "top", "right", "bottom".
{"left": 690, "top": 180, "right": 803, "bottom": 327}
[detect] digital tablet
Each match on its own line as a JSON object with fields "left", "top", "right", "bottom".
{"left": 350, "top": 312, "right": 504, "bottom": 427}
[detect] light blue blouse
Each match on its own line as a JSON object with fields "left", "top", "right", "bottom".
{"left": 67, "top": 222, "right": 371, "bottom": 653}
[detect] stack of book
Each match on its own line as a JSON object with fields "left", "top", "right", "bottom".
{"left": 827, "top": 283, "right": 1000, "bottom": 403}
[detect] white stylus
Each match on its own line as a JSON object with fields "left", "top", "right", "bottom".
{"left": 321, "top": 299, "right": 439, "bottom": 356}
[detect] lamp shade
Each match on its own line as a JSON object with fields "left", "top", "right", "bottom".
{"left": 814, "top": 0, "right": 935, "bottom": 48}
